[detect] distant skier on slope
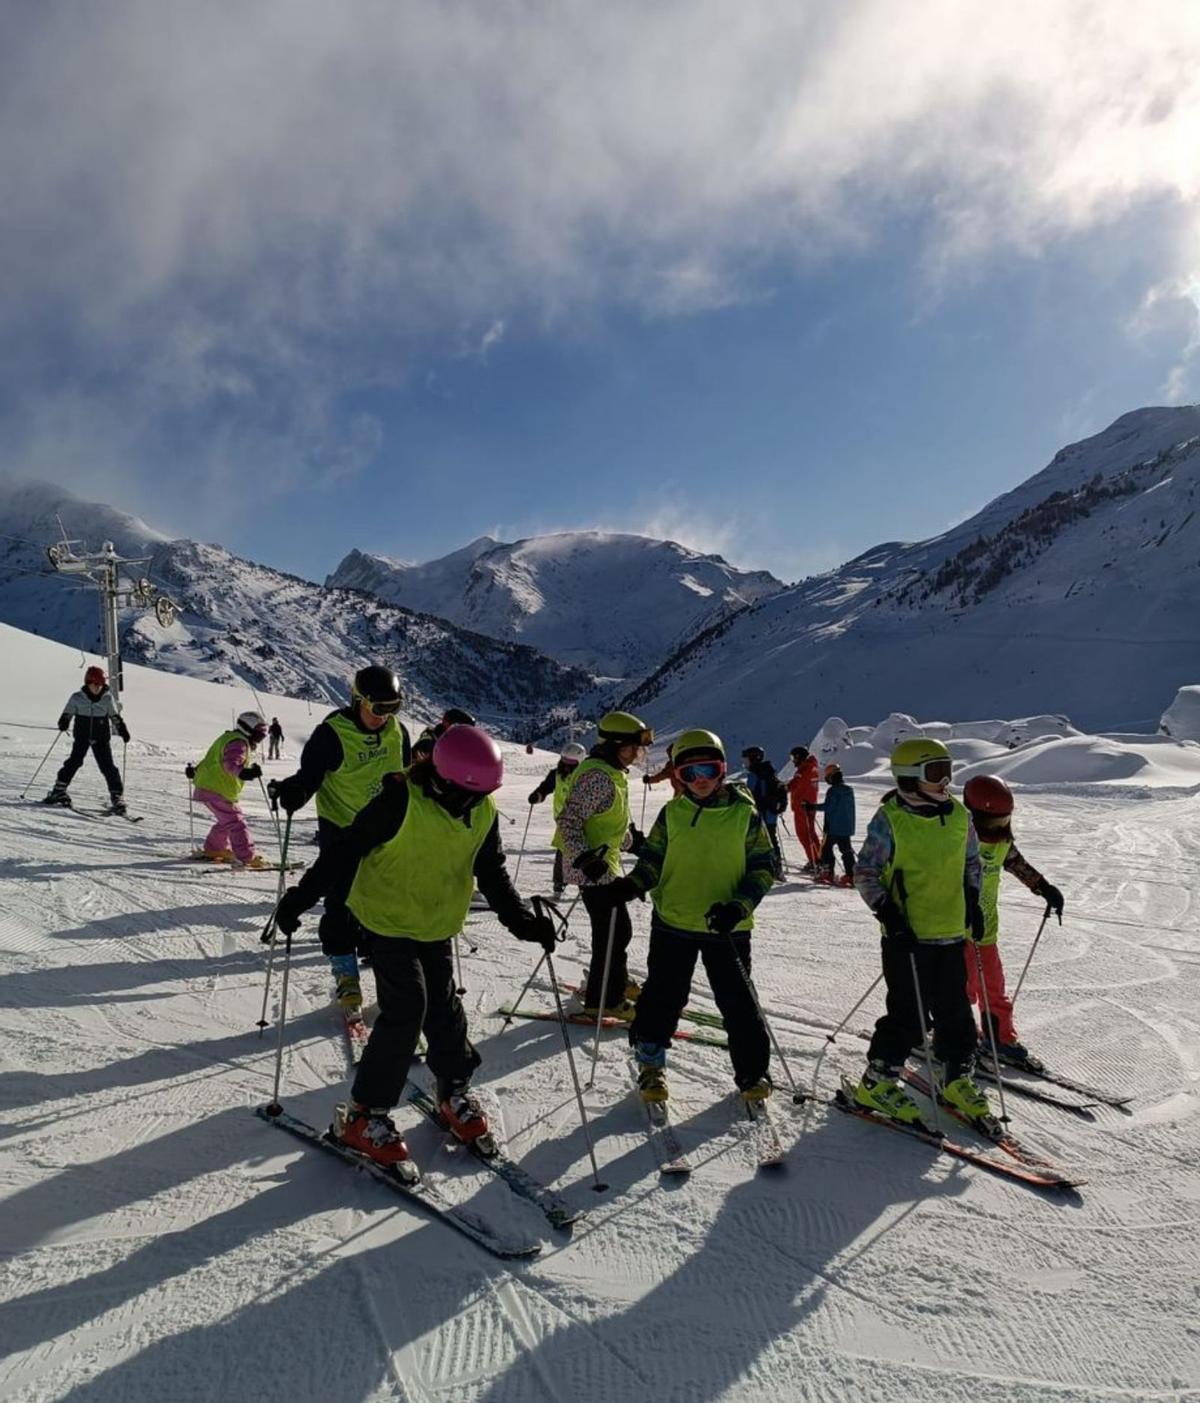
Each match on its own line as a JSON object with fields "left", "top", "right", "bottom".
{"left": 43, "top": 665, "right": 130, "bottom": 814}
{"left": 642, "top": 742, "right": 684, "bottom": 796}
{"left": 527, "top": 741, "right": 586, "bottom": 896}
{"left": 850, "top": 738, "right": 993, "bottom": 1126}
{"left": 962, "top": 774, "right": 1065, "bottom": 1070}
{"left": 606, "top": 729, "right": 775, "bottom": 1105}
{"left": 411, "top": 707, "right": 476, "bottom": 763}
{"left": 267, "top": 666, "right": 410, "bottom": 1016}
{"left": 740, "top": 745, "right": 787, "bottom": 878}
{"left": 190, "top": 711, "right": 269, "bottom": 869}
{"left": 267, "top": 717, "right": 284, "bottom": 760}
{"left": 556, "top": 711, "right": 653, "bottom": 1019}
{"left": 787, "top": 745, "right": 822, "bottom": 870}
{"left": 810, "top": 763, "right": 856, "bottom": 885}
{"left": 272, "top": 725, "right": 555, "bottom": 1167}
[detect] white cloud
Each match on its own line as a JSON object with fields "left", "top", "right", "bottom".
{"left": 1163, "top": 363, "right": 1192, "bottom": 405}
{"left": 2, "top": 0, "right": 1200, "bottom": 501}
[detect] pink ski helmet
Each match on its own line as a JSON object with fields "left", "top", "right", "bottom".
{"left": 432, "top": 725, "right": 504, "bottom": 794}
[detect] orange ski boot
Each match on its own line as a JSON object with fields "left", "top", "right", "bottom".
{"left": 334, "top": 1103, "right": 412, "bottom": 1168}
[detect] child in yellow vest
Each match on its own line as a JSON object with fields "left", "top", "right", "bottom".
{"left": 962, "top": 774, "right": 1064, "bottom": 1070}
{"left": 607, "top": 729, "right": 776, "bottom": 1104}
{"left": 851, "top": 738, "right": 992, "bottom": 1126}
{"left": 191, "top": 711, "right": 268, "bottom": 868}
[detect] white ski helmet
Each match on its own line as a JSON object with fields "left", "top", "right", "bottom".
{"left": 237, "top": 710, "right": 268, "bottom": 741}
{"left": 561, "top": 742, "right": 586, "bottom": 764}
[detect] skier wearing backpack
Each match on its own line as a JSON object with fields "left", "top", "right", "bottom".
{"left": 850, "top": 737, "right": 993, "bottom": 1127}
{"left": 556, "top": 711, "right": 653, "bottom": 1018}
{"left": 741, "top": 745, "right": 787, "bottom": 878}
{"left": 191, "top": 711, "right": 270, "bottom": 869}
{"left": 271, "top": 725, "right": 556, "bottom": 1166}
{"left": 962, "top": 774, "right": 1065, "bottom": 1070}
{"left": 812, "top": 763, "right": 856, "bottom": 885}
{"left": 527, "top": 741, "right": 586, "bottom": 896}
{"left": 787, "top": 745, "right": 822, "bottom": 869}
{"left": 43, "top": 666, "right": 130, "bottom": 813}
{"left": 267, "top": 666, "right": 411, "bottom": 1014}
{"left": 608, "top": 729, "right": 775, "bottom": 1105}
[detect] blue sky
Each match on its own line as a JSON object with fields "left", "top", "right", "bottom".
{"left": 2, "top": 3, "right": 1199, "bottom": 585}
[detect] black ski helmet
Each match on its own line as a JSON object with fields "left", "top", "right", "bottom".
{"left": 441, "top": 707, "right": 476, "bottom": 728}
{"left": 742, "top": 745, "right": 765, "bottom": 764}
{"left": 352, "top": 665, "right": 403, "bottom": 711}
{"left": 790, "top": 745, "right": 810, "bottom": 762}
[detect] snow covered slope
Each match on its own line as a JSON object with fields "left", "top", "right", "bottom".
{"left": 0, "top": 481, "right": 595, "bottom": 736}
{"left": 2, "top": 621, "right": 1198, "bottom": 1400}
{"left": 625, "top": 407, "right": 1200, "bottom": 752}
{"left": 327, "top": 532, "right": 784, "bottom": 678}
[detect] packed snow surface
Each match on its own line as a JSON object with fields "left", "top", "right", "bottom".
{"left": 1160, "top": 684, "right": 1200, "bottom": 742}
{"left": 2, "top": 624, "right": 1199, "bottom": 1401}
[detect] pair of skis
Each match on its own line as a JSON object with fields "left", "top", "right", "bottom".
{"left": 631, "top": 1062, "right": 786, "bottom": 1175}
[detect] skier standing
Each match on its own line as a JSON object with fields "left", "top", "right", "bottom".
{"left": 812, "top": 763, "right": 856, "bottom": 885}
{"left": 642, "top": 743, "right": 683, "bottom": 797}
{"left": 556, "top": 710, "right": 653, "bottom": 1018}
{"left": 787, "top": 745, "right": 822, "bottom": 869}
{"left": 272, "top": 725, "right": 556, "bottom": 1165}
{"left": 411, "top": 708, "right": 476, "bottom": 763}
{"left": 268, "top": 718, "right": 284, "bottom": 760}
{"left": 850, "top": 738, "right": 992, "bottom": 1125}
{"left": 527, "top": 741, "right": 586, "bottom": 896}
{"left": 43, "top": 666, "right": 130, "bottom": 814}
{"left": 741, "top": 745, "right": 787, "bottom": 878}
{"left": 962, "top": 775, "right": 1065, "bottom": 1068}
{"left": 191, "top": 711, "right": 269, "bottom": 868}
{"left": 611, "top": 729, "right": 775, "bottom": 1104}
{"left": 267, "top": 666, "right": 410, "bottom": 1014}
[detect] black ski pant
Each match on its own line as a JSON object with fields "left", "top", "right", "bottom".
{"left": 580, "top": 885, "right": 632, "bottom": 1009}
{"left": 867, "top": 938, "right": 978, "bottom": 1081}
{"left": 315, "top": 818, "right": 360, "bottom": 958}
{"left": 760, "top": 815, "right": 783, "bottom": 876}
{"left": 631, "top": 921, "right": 770, "bottom": 1090}
{"left": 350, "top": 929, "right": 480, "bottom": 1110}
{"left": 820, "top": 834, "right": 855, "bottom": 878}
{"left": 552, "top": 850, "right": 565, "bottom": 892}
{"left": 56, "top": 735, "right": 122, "bottom": 796}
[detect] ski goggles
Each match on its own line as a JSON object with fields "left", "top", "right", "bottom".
{"left": 362, "top": 696, "right": 402, "bottom": 717}
{"left": 918, "top": 759, "right": 953, "bottom": 784}
{"left": 676, "top": 760, "right": 726, "bottom": 783}
{"left": 600, "top": 725, "right": 654, "bottom": 748}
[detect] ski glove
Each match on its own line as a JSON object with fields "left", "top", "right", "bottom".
{"left": 968, "top": 902, "right": 986, "bottom": 943}
{"left": 268, "top": 775, "right": 308, "bottom": 815}
{"left": 58, "top": 716, "right": 70, "bottom": 732}
{"left": 627, "top": 824, "right": 647, "bottom": 856}
{"left": 874, "top": 897, "right": 917, "bottom": 951}
{"left": 273, "top": 888, "right": 307, "bottom": 937}
{"left": 512, "top": 907, "right": 557, "bottom": 953}
{"left": 117, "top": 724, "right": 131, "bottom": 743}
{"left": 1035, "top": 879, "right": 1064, "bottom": 922}
{"left": 576, "top": 847, "right": 611, "bottom": 884}
{"left": 704, "top": 901, "right": 747, "bottom": 936}
{"left": 185, "top": 762, "right": 196, "bottom": 780}
{"left": 527, "top": 789, "right": 545, "bottom": 805}
{"left": 239, "top": 763, "right": 263, "bottom": 782}
{"left": 604, "top": 876, "right": 643, "bottom": 906}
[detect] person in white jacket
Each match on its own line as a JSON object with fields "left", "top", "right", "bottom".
{"left": 44, "top": 666, "right": 130, "bottom": 813}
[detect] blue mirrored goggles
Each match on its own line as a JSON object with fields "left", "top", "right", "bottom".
{"left": 676, "top": 760, "right": 725, "bottom": 783}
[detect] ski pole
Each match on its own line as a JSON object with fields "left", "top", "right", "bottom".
{"left": 497, "top": 894, "right": 579, "bottom": 1029}
{"left": 256, "top": 813, "right": 293, "bottom": 1035}
{"left": 802, "top": 971, "right": 884, "bottom": 1109}
{"left": 265, "top": 923, "right": 296, "bottom": 1115}
{"left": 719, "top": 925, "right": 805, "bottom": 1103}
{"left": 971, "top": 939, "right": 1010, "bottom": 1126}
{"left": 454, "top": 933, "right": 466, "bottom": 995}
{"left": 537, "top": 901, "right": 606, "bottom": 1192}
{"left": 909, "top": 950, "right": 943, "bottom": 1133}
{"left": 121, "top": 739, "right": 128, "bottom": 792}
{"left": 586, "top": 905, "right": 620, "bottom": 1090}
{"left": 186, "top": 775, "right": 196, "bottom": 853}
{"left": 1011, "top": 909, "right": 1052, "bottom": 1007}
{"left": 19, "top": 731, "right": 64, "bottom": 797}
{"left": 258, "top": 775, "right": 283, "bottom": 858}
{"left": 639, "top": 762, "right": 649, "bottom": 830}
{"left": 513, "top": 802, "right": 534, "bottom": 886}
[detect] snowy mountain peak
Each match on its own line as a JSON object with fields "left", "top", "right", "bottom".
{"left": 327, "top": 529, "right": 784, "bottom": 678}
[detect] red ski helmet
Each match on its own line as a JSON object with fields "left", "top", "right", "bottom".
{"left": 84, "top": 666, "right": 107, "bottom": 686}
{"left": 963, "top": 774, "right": 1014, "bottom": 816}
{"left": 433, "top": 725, "right": 504, "bottom": 794}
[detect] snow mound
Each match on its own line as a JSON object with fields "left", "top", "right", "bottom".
{"left": 955, "top": 733, "right": 1200, "bottom": 790}
{"left": 1159, "top": 685, "right": 1200, "bottom": 741}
